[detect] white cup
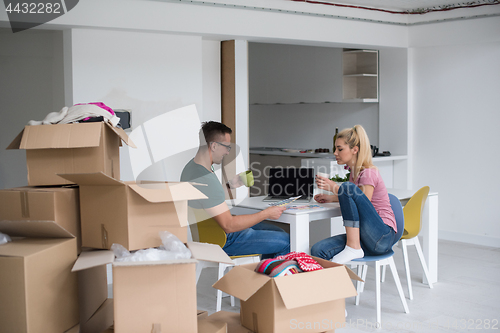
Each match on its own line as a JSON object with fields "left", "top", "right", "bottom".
{"left": 316, "top": 172, "right": 330, "bottom": 194}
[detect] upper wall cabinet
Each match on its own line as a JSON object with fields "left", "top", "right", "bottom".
{"left": 249, "top": 43, "right": 343, "bottom": 104}
{"left": 342, "top": 49, "right": 379, "bottom": 102}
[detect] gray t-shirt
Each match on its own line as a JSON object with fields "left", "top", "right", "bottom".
{"left": 180, "top": 159, "right": 225, "bottom": 210}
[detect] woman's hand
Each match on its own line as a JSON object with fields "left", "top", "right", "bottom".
{"left": 314, "top": 193, "right": 336, "bottom": 203}
{"left": 315, "top": 175, "right": 338, "bottom": 194}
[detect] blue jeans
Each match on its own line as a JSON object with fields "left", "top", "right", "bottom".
{"left": 223, "top": 222, "right": 290, "bottom": 259}
{"left": 311, "top": 182, "right": 396, "bottom": 260}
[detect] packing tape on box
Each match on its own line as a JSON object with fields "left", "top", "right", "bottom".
{"left": 20, "top": 191, "right": 30, "bottom": 218}
{"left": 152, "top": 323, "right": 161, "bottom": 333}
{"left": 101, "top": 224, "right": 109, "bottom": 249}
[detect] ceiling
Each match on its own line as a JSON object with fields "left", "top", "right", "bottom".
{"left": 300, "top": 0, "right": 500, "bottom": 12}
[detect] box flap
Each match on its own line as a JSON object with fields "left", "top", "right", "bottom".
{"left": 212, "top": 265, "right": 270, "bottom": 301}
{"left": 112, "top": 258, "right": 198, "bottom": 267}
{"left": 273, "top": 266, "right": 358, "bottom": 309}
{"left": 128, "top": 182, "right": 207, "bottom": 203}
{"left": 187, "top": 242, "right": 234, "bottom": 265}
{"left": 71, "top": 250, "right": 115, "bottom": 272}
{"left": 0, "top": 220, "right": 75, "bottom": 238}
{"left": 17, "top": 123, "right": 104, "bottom": 149}
{"left": 104, "top": 122, "right": 136, "bottom": 148}
{"left": 6, "top": 129, "right": 24, "bottom": 150}
{"left": 59, "top": 172, "right": 124, "bottom": 186}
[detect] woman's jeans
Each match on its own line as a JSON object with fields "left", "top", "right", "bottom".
{"left": 311, "top": 182, "right": 396, "bottom": 260}
{"left": 223, "top": 222, "right": 290, "bottom": 259}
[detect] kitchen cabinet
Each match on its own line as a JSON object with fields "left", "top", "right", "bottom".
{"left": 342, "top": 49, "right": 379, "bottom": 102}
{"left": 249, "top": 43, "right": 343, "bottom": 104}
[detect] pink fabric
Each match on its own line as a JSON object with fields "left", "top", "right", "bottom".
{"left": 275, "top": 252, "right": 323, "bottom": 272}
{"left": 351, "top": 168, "right": 397, "bottom": 232}
{"left": 75, "top": 102, "right": 115, "bottom": 121}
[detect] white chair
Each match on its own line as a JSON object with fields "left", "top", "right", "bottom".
{"left": 191, "top": 210, "right": 260, "bottom": 311}
{"left": 348, "top": 193, "right": 409, "bottom": 327}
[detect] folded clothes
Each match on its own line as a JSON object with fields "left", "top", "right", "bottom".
{"left": 275, "top": 252, "right": 323, "bottom": 272}
{"left": 255, "top": 259, "right": 303, "bottom": 277}
{"left": 28, "top": 102, "right": 120, "bottom": 127}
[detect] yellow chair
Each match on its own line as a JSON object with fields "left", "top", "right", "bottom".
{"left": 191, "top": 209, "right": 261, "bottom": 312}
{"left": 400, "top": 186, "right": 433, "bottom": 299}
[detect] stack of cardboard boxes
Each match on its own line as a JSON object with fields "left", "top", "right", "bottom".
{"left": 1, "top": 120, "right": 361, "bottom": 333}
{"left": 0, "top": 121, "right": 233, "bottom": 333}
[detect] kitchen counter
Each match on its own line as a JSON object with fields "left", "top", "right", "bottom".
{"left": 250, "top": 147, "right": 407, "bottom": 162}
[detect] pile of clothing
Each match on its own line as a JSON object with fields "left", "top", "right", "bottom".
{"left": 255, "top": 252, "right": 323, "bottom": 277}
{"left": 28, "top": 102, "right": 121, "bottom": 127}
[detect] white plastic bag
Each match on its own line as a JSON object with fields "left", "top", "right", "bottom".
{"left": 111, "top": 231, "right": 191, "bottom": 262}
{"left": 0, "top": 232, "right": 12, "bottom": 245}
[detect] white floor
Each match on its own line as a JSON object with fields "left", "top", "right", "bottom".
{"left": 196, "top": 239, "right": 500, "bottom": 332}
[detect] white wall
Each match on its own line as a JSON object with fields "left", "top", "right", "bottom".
{"left": 66, "top": 28, "right": 205, "bottom": 182}
{"left": 0, "top": 29, "right": 65, "bottom": 189}
{"left": 410, "top": 17, "right": 500, "bottom": 247}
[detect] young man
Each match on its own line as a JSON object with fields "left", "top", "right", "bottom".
{"left": 181, "top": 121, "right": 290, "bottom": 258}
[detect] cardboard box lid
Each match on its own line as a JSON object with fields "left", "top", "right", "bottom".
{"left": 71, "top": 242, "right": 232, "bottom": 271}
{"left": 59, "top": 172, "right": 207, "bottom": 203}
{"left": 204, "top": 311, "right": 253, "bottom": 333}
{"left": 212, "top": 265, "right": 271, "bottom": 302}
{"left": 213, "top": 262, "right": 361, "bottom": 309}
{"left": 7, "top": 122, "right": 135, "bottom": 150}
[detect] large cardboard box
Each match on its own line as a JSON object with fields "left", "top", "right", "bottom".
{"left": 0, "top": 186, "right": 80, "bottom": 246}
{"left": 0, "top": 238, "right": 79, "bottom": 333}
{"left": 72, "top": 241, "right": 234, "bottom": 333}
{"left": 59, "top": 172, "right": 207, "bottom": 250}
{"left": 213, "top": 257, "right": 361, "bottom": 333}
{"left": 7, "top": 122, "right": 135, "bottom": 186}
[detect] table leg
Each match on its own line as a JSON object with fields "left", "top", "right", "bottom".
{"left": 290, "top": 215, "right": 311, "bottom": 254}
{"left": 422, "top": 195, "right": 438, "bottom": 284}
{"left": 330, "top": 216, "right": 345, "bottom": 237}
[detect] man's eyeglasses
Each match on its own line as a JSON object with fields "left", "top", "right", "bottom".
{"left": 215, "top": 142, "right": 231, "bottom": 152}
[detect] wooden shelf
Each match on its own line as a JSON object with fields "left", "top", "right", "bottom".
{"left": 343, "top": 49, "right": 378, "bottom": 102}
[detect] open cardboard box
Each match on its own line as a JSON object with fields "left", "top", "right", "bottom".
{"left": 213, "top": 257, "right": 362, "bottom": 333}
{"left": 0, "top": 238, "right": 79, "bottom": 333}
{"left": 72, "top": 241, "right": 234, "bottom": 333}
{"left": 7, "top": 122, "right": 135, "bottom": 186}
{"left": 59, "top": 172, "right": 207, "bottom": 251}
{"left": 0, "top": 186, "right": 81, "bottom": 250}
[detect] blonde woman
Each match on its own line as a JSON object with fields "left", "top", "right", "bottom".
{"left": 311, "top": 125, "right": 397, "bottom": 264}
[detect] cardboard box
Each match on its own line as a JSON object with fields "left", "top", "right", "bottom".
{"left": 0, "top": 186, "right": 80, "bottom": 247}
{"left": 72, "top": 241, "right": 234, "bottom": 333}
{"left": 0, "top": 238, "right": 79, "bottom": 333}
{"left": 7, "top": 122, "right": 135, "bottom": 186}
{"left": 59, "top": 172, "right": 207, "bottom": 250}
{"left": 213, "top": 257, "right": 361, "bottom": 333}
{"left": 202, "top": 311, "right": 253, "bottom": 333}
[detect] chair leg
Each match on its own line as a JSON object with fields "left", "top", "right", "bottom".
{"left": 388, "top": 257, "right": 410, "bottom": 314}
{"left": 216, "top": 263, "right": 227, "bottom": 312}
{"left": 355, "top": 265, "right": 362, "bottom": 306}
{"left": 381, "top": 264, "right": 387, "bottom": 282}
{"left": 414, "top": 237, "right": 434, "bottom": 289}
{"left": 401, "top": 239, "right": 413, "bottom": 300}
{"left": 375, "top": 261, "right": 382, "bottom": 327}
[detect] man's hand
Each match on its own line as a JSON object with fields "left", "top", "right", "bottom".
{"left": 227, "top": 173, "right": 244, "bottom": 189}
{"left": 263, "top": 205, "right": 286, "bottom": 220}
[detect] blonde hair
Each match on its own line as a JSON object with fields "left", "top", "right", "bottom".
{"left": 337, "top": 124, "right": 374, "bottom": 182}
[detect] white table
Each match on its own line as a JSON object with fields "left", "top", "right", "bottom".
{"left": 228, "top": 190, "right": 438, "bottom": 284}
